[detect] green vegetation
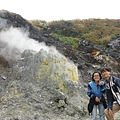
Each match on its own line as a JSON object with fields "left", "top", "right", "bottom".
{"left": 30, "top": 19, "right": 120, "bottom": 49}
{"left": 50, "top": 33, "right": 79, "bottom": 49}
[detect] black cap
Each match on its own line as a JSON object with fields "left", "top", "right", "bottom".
{"left": 100, "top": 67, "right": 111, "bottom": 73}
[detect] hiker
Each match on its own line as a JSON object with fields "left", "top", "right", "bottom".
{"left": 87, "top": 72, "right": 107, "bottom": 120}
{"left": 100, "top": 67, "right": 120, "bottom": 120}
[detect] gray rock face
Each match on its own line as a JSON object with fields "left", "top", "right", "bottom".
{"left": 0, "top": 44, "right": 88, "bottom": 119}
{"left": 0, "top": 18, "right": 8, "bottom": 29}
{"left": 0, "top": 10, "right": 120, "bottom": 120}
{"left": 0, "top": 10, "right": 89, "bottom": 120}
{"left": 106, "top": 38, "right": 120, "bottom": 62}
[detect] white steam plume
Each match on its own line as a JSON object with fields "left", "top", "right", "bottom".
{"left": 0, "top": 27, "right": 58, "bottom": 53}
{"left": 0, "top": 27, "right": 59, "bottom": 63}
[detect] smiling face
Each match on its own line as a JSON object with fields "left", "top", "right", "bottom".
{"left": 93, "top": 73, "right": 101, "bottom": 83}
{"left": 101, "top": 70, "right": 110, "bottom": 80}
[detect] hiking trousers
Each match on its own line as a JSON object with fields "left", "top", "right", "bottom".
{"left": 104, "top": 103, "right": 120, "bottom": 120}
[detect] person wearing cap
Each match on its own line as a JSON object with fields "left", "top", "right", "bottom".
{"left": 87, "top": 72, "right": 107, "bottom": 120}
{"left": 101, "top": 67, "right": 120, "bottom": 120}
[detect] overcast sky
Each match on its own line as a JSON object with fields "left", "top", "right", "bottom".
{"left": 0, "top": 0, "right": 120, "bottom": 21}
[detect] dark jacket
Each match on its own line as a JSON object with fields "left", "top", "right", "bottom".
{"left": 88, "top": 95, "right": 107, "bottom": 115}
{"left": 106, "top": 76, "right": 120, "bottom": 109}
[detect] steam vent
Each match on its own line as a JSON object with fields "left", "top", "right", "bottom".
{"left": 0, "top": 10, "right": 120, "bottom": 120}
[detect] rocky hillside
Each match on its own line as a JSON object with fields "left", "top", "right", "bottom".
{"left": 0, "top": 10, "right": 120, "bottom": 120}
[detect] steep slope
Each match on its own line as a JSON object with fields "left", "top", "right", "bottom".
{"left": 0, "top": 10, "right": 120, "bottom": 120}
{"left": 0, "top": 10, "right": 89, "bottom": 120}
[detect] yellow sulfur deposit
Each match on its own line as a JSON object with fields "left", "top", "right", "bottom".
{"left": 34, "top": 50, "right": 78, "bottom": 83}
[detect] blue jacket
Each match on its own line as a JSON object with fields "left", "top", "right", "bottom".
{"left": 87, "top": 80, "right": 106, "bottom": 114}
{"left": 106, "top": 76, "right": 120, "bottom": 109}
{"left": 87, "top": 81, "right": 106, "bottom": 98}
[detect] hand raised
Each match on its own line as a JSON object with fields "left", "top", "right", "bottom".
{"left": 98, "top": 81, "right": 102, "bottom": 86}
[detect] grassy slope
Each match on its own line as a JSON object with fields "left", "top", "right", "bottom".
{"left": 29, "top": 19, "right": 120, "bottom": 49}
